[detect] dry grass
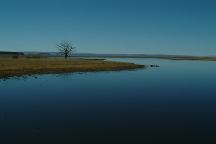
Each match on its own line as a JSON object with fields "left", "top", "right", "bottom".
{"left": 0, "top": 57, "right": 144, "bottom": 78}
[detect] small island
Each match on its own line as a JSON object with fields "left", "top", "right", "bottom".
{"left": 0, "top": 57, "right": 144, "bottom": 79}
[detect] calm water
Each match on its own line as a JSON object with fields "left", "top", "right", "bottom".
{"left": 1, "top": 58, "right": 216, "bottom": 144}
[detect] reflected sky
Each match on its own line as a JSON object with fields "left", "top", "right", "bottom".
{"left": 1, "top": 59, "right": 216, "bottom": 143}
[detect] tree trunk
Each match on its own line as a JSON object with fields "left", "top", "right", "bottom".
{"left": 65, "top": 54, "right": 68, "bottom": 60}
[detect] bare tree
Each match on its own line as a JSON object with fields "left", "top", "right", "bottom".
{"left": 57, "top": 41, "right": 76, "bottom": 59}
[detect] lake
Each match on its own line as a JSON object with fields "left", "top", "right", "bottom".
{"left": 1, "top": 58, "right": 216, "bottom": 144}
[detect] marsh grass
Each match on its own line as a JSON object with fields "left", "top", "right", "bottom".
{"left": 0, "top": 57, "right": 144, "bottom": 78}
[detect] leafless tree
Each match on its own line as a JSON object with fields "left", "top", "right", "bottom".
{"left": 57, "top": 41, "right": 76, "bottom": 59}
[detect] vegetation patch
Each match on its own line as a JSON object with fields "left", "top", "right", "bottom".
{"left": 0, "top": 57, "right": 144, "bottom": 79}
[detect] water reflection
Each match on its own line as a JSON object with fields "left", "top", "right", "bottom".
{"left": 0, "top": 58, "right": 216, "bottom": 143}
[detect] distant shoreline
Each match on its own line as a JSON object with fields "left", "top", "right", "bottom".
{"left": 74, "top": 55, "right": 216, "bottom": 61}
{"left": 77, "top": 56, "right": 216, "bottom": 61}
{"left": 0, "top": 57, "right": 144, "bottom": 79}
{"left": 1, "top": 51, "right": 216, "bottom": 61}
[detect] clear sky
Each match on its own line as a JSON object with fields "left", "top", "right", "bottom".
{"left": 0, "top": 0, "right": 216, "bottom": 55}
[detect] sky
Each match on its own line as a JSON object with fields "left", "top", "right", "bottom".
{"left": 0, "top": 0, "right": 216, "bottom": 55}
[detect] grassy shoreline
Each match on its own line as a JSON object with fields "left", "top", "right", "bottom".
{"left": 0, "top": 57, "right": 144, "bottom": 78}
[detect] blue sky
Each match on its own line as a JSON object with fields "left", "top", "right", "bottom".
{"left": 0, "top": 0, "right": 216, "bottom": 55}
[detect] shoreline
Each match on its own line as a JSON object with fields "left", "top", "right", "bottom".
{"left": 0, "top": 57, "right": 144, "bottom": 79}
